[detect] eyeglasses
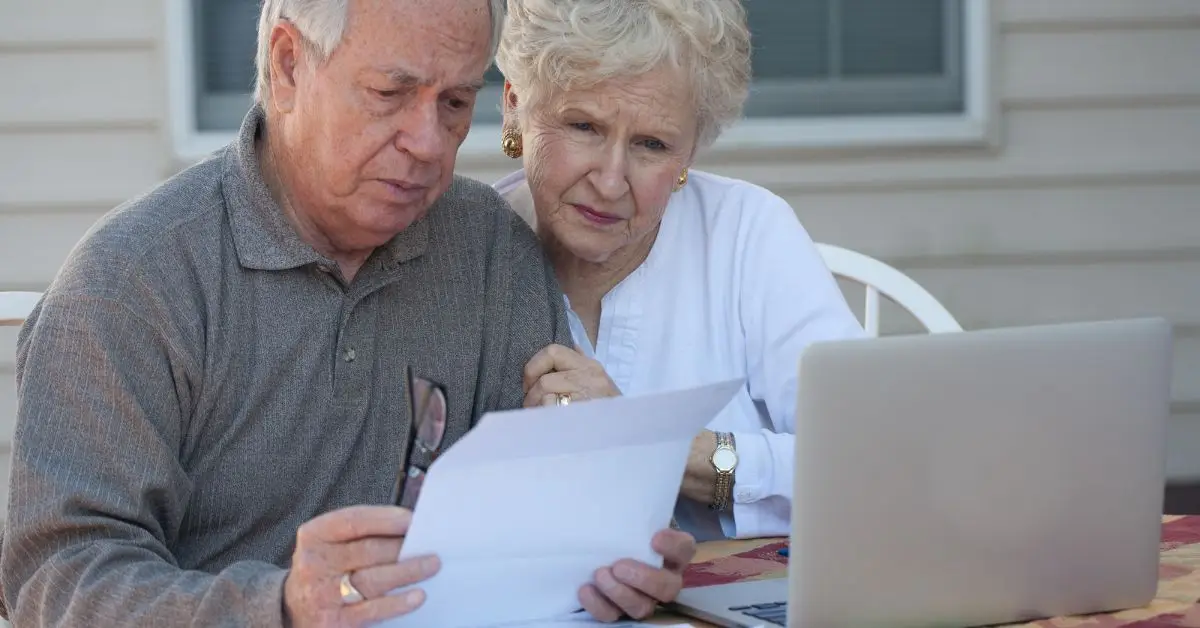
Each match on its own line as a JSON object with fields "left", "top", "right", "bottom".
{"left": 393, "top": 366, "right": 448, "bottom": 510}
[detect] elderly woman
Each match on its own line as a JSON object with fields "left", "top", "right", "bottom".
{"left": 494, "top": 0, "right": 865, "bottom": 549}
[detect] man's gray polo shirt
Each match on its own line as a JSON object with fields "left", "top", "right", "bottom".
{"left": 0, "top": 105, "right": 570, "bottom": 626}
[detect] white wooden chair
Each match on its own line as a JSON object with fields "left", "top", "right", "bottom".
{"left": 0, "top": 291, "right": 42, "bottom": 327}
{"left": 816, "top": 243, "right": 962, "bottom": 336}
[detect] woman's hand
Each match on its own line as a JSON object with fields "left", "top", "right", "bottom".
{"left": 522, "top": 344, "right": 621, "bottom": 407}
{"left": 680, "top": 430, "right": 720, "bottom": 505}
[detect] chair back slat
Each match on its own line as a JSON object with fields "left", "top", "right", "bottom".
{"left": 816, "top": 243, "right": 962, "bottom": 335}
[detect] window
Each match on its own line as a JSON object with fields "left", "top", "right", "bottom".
{"left": 179, "top": 0, "right": 510, "bottom": 134}
{"left": 191, "top": 0, "right": 258, "bottom": 132}
{"left": 743, "top": 0, "right": 965, "bottom": 118}
{"left": 169, "top": 0, "right": 989, "bottom": 158}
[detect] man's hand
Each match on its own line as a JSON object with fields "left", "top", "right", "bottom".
{"left": 523, "top": 344, "right": 621, "bottom": 407}
{"left": 578, "top": 529, "right": 697, "bottom": 622}
{"left": 283, "top": 505, "right": 441, "bottom": 628}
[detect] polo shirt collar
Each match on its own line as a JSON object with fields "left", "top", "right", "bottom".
{"left": 221, "top": 104, "right": 428, "bottom": 272}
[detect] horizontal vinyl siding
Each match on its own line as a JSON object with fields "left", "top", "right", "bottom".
{"left": 0, "top": 0, "right": 166, "bottom": 282}
{"left": 0, "top": 129, "right": 167, "bottom": 208}
{"left": 1002, "top": 29, "right": 1200, "bottom": 106}
{"left": 0, "top": 210, "right": 110, "bottom": 287}
{"left": 0, "top": 49, "right": 162, "bottom": 128}
{"left": 0, "top": 0, "right": 161, "bottom": 47}
{"left": 998, "top": 0, "right": 1200, "bottom": 28}
{"left": 789, "top": 182, "right": 1200, "bottom": 260}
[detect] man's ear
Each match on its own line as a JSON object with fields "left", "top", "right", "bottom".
{"left": 267, "top": 20, "right": 307, "bottom": 113}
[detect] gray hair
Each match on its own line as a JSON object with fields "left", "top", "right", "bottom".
{"left": 495, "top": 0, "right": 752, "bottom": 149}
{"left": 253, "top": 0, "right": 506, "bottom": 104}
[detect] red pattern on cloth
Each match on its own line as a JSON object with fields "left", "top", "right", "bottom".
{"left": 1163, "top": 517, "right": 1200, "bottom": 550}
{"left": 683, "top": 541, "right": 786, "bottom": 588}
{"left": 681, "top": 516, "right": 1200, "bottom": 627}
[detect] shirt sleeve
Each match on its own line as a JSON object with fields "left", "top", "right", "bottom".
{"left": 476, "top": 209, "right": 573, "bottom": 417}
{"left": 728, "top": 191, "right": 866, "bottom": 539}
{"left": 1, "top": 290, "right": 288, "bottom": 627}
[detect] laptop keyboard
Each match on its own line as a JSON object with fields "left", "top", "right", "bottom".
{"left": 730, "top": 601, "right": 786, "bottom": 625}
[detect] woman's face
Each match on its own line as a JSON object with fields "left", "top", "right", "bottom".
{"left": 511, "top": 67, "right": 697, "bottom": 264}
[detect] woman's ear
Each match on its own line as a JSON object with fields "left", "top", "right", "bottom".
{"left": 502, "top": 81, "right": 520, "bottom": 114}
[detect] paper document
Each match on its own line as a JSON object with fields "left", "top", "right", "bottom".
{"left": 378, "top": 379, "right": 744, "bottom": 628}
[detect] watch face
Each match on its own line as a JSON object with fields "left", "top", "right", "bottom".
{"left": 712, "top": 447, "right": 737, "bottom": 472}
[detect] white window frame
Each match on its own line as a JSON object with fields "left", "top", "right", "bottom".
{"left": 166, "top": 0, "right": 995, "bottom": 163}
{"left": 166, "top": 0, "right": 241, "bottom": 161}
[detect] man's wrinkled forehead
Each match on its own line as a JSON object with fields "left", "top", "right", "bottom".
{"left": 342, "top": 0, "right": 493, "bottom": 78}
{"left": 345, "top": 0, "right": 491, "bottom": 49}
{"left": 371, "top": 63, "right": 488, "bottom": 93}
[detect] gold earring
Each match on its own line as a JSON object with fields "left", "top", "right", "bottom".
{"left": 501, "top": 127, "right": 523, "bottom": 158}
{"left": 674, "top": 168, "right": 689, "bottom": 191}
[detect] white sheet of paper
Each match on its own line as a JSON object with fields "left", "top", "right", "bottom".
{"left": 376, "top": 379, "right": 744, "bottom": 628}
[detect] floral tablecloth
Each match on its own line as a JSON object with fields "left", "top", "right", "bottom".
{"left": 676, "top": 515, "right": 1200, "bottom": 627}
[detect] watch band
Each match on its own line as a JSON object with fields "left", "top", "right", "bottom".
{"left": 711, "top": 432, "right": 736, "bottom": 511}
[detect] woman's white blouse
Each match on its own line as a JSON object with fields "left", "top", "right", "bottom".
{"left": 494, "top": 169, "right": 865, "bottom": 541}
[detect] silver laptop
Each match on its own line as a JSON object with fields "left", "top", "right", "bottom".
{"left": 673, "top": 318, "right": 1172, "bottom": 627}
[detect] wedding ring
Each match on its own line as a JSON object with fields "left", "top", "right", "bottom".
{"left": 339, "top": 572, "right": 365, "bottom": 605}
{"left": 555, "top": 393, "right": 572, "bottom": 406}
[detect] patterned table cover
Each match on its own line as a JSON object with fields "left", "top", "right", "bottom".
{"left": 666, "top": 515, "right": 1200, "bottom": 627}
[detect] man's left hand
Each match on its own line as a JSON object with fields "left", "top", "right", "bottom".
{"left": 578, "top": 528, "right": 697, "bottom": 622}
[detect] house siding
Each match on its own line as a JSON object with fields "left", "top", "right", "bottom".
{"left": 2, "top": 0, "right": 1199, "bottom": 530}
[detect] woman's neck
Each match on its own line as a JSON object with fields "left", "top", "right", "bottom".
{"left": 543, "top": 223, "right": 660, "bottom": 309}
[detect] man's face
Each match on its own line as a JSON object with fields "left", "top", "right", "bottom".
{"left": 271, "top": 0, "right": 492, "bottom": 251}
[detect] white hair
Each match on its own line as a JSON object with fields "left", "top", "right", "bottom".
{"left": 495, "top": 0, "right": 751, "bottom": 149}
{"left": 253, "top": 0, "right": 505, "bottom": 104}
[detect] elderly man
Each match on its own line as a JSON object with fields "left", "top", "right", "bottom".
{"left": 0, "top": 0, "right": 695, "bottom": 626}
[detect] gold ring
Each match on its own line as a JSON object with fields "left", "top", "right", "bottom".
{"left": 555, "top": 393, "right": 572, "bottom": 406}
{"left": 339, "top": 572, "right": 365, "bottom": 605}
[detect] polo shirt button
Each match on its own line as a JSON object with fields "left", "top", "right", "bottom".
{"left": 343, "top": 347, "right": 356, "bottom": 362}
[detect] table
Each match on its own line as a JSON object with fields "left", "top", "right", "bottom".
{"left": 656, "top": 515, "right": 1200, "bottom": 627}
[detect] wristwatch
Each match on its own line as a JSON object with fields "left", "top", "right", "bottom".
{"left": 710, "top": 432, "right": 738, "bottom": 511}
